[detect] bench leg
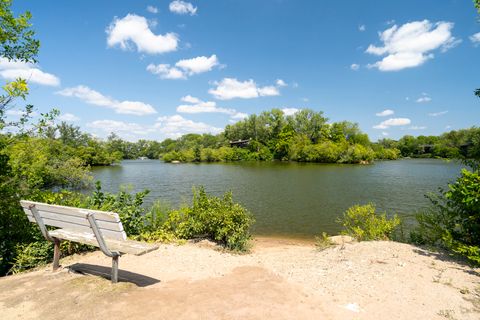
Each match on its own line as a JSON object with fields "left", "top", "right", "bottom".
{"left": 111, "top": 255, "right": 119, "bottom": 283}
{"left": 53, "top": 238, "right": 61, "bottom": 271}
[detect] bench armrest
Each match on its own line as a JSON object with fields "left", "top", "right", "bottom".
{"left": 86, "top": 212, "right": 120, "bottom": 258}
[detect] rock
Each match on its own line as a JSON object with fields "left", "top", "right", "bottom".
{"left": 328, "top": 235, "right": 354, "bottom": 245}
{"left": 171, "top": 160, "right": 181, "bottom": 164}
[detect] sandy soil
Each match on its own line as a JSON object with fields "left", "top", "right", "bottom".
{"left": 1, "top": 238, "right": 479, "bottom": 320}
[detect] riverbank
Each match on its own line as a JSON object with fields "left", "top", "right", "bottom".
{"left": 1, "top": 238, "right": 479, "bottom": 319}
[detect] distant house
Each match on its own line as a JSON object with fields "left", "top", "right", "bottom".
{"left": 229, "top": 139, "right": 251, "bottom": 148}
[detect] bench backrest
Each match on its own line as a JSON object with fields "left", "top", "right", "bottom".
{"left": 20, "top": 200, "right": 127, "bottom": 241}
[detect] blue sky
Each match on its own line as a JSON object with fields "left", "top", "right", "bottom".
{"left": 3, "top": 0, "right": 480, "bottom": 141}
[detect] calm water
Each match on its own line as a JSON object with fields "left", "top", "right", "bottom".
{"left": 92, "top": 159, "right": 463, "bottom": 239}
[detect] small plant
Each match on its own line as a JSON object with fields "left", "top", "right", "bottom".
{"left": 315, "top": 232, "right": 333, "bottom": 250}
{"left": 339, "top": 203, "right": 400, "bottom": 241}
{"left": 163, "top": 186, "right": 255, "bottom": 251}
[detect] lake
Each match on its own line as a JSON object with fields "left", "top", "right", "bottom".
{"left": 92, "top": 159, "right": 463, "bottom": 239}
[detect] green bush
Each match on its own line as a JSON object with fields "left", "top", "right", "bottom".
{"left": 10, "top": 240, "right": 53, "bottom": 274}
{"left": 339, "top": 144, "right": 375, "bottom": 164}
{"left": 411, "top": 168, "right": 480, "bottom": 264}
{"left": 339, "top": 204, "right": 400, "bottom": 241}
{"left": 163, "top": 186, "right": 254, "bottom": 251}
{"left": 87, "top": 181, "right": 150, "bottom": 236}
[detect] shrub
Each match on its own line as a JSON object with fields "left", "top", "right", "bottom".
{"left": 315, "top": 232, "right": 334, "bottom": 250}
{"left": 87, "top": 181, "right": 150, "bottom": 236}
{"left": 339, "top": 204, "right": 400, "bottom": 241}
{"left": 163, "top": 186, "right": 254, "bottom": 251}
{"left": 10, "top": 240, "right": 53, "bottom": 274}
{"left": 411, "top": 169, "right": 480, "bottom": 264}
{"left": 339, "top": 144, "right": 375, "bottom": 164}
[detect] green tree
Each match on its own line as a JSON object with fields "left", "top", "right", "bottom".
{"left": 0, "top": 0, "right": 41, "bottom": 275}
{"left": 290, "top": 109, "right": 328, "bottom": 143}
{"left": 0, "top": 0, "right": 40, "bottom": 62}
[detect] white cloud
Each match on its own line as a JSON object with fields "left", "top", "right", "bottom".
{"left": 428, "top": 110, "right": 448, "bottom": 117}
{"left": 416, "top": 93, "right": 432, "bottom": 103}
{"left": 301, "top": 97, "right": 309, "bottom": 102}
{"left": 276, "top": 79, "right": 287, "bottom": 87}
{"left": 209, "top": 78, "right": 281, "bottom": 100}
{"left": 175, "top": 54, "right": 219, "bottom": 75}
{"left": 470, "top": 32, "right": 480, "bottom": 46}
{"left": 56, "top": 85, "right": 157, "bottom": 116}
{"left": 0, "top": 58, "right": 60, "bottom": 86}
{"left": 87, "top": 120, "right": 152, "bottom": 136}
{"left": 350, "top": 63, "right": 360, "bottom": 71}
{"left": 282, "top": 108, "right": 300, "bottom": 116}
{"left": 366, "top": 20, "right": 459, "bottom": 71}
{"left": 106, "top": 14, "right": 178, "bottom": 54}
{"left": 147, "top": 5, "right": 158, "bottom": 14}
{"left": 359, "top": 25, "right": 366, "bottom": 32}
{"left": 376, "top": 109, "right": 394, "bottom": 117}
{"left": 177, "top": 97, "right": 234, "bottom": 115}
{"left": 381, "top": 131, "right": 389, "bottom": 136}
{"left": 176, "top": 95, "right": 247, "bottom": 120}
{"left": 373, "top": 117, "right": 411, "bottom": 129}
{"left": 416, "top": 97, "right": 431, "bottom": 103}
{"left": 408, "top": 126, "right": 427, "bottom": 130}
{"left": 155, "top": 115, "right": 221, "bottom": 138}
{"left": 147, "top": 55, "right": 220, "bottom": 79}
{"left": 169, "top": 1, "right": 197, "bottom": 15}
{"left": 231, "top": 112, "right": 248, "bottom": 119}
{"left": 146, "top": 64, "right": 185, "bottom": 79}
{"left": 257, "top": 85, "right": 280, "bottom": 96}
{"left": 58, "top": 113, "right": 80, "bottom": 122}
{"left": 5, "top": 109, "right": 38, "bottom": 117}
{"left": 181, "top": 95, "right": 201, "bottom": 104}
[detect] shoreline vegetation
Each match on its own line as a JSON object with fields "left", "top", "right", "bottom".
{"left": 35, "top": 108, "right": 477, "bottom": 166}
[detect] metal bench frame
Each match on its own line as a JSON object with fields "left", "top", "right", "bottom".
{"left": 28, "top": 204, "right": 122, "bottom": 283}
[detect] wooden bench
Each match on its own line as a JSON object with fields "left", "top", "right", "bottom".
{"left": 20, "top": 200, "right": 158, "bottom": 283}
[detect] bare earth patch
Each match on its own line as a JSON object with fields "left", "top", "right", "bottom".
{"left": 1, "top": 238, "right": 479, "bottom": 320}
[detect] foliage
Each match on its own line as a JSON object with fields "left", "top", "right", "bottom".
{"left": 315, "top": 232, "right": 333, "bottom": 251}
{"left": 87, "top": 181, "right": 150, "bottom": 236}
{"left": 411, "top": 169, "right": 480, "bottom": 264}
{"left": 379, "top": 127, "right": 480, "bottom": 160}
{"left": 339, "top": 204, "right": 401, "bottom": 241}
{"left": 0, "top": 0, "right": 40, "bottom": 62}
{"left": 10, "top": 240, "right": 53, "bottom": 274}
{"left": 7, "top": 136, "right": 92, "bottom": 191}
{"left": 163, "top": 187, "right": 254, "bottom": 251}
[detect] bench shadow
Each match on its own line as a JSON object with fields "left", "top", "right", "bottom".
{"left": 68, "top": 263, "right": 161, "bottom": 287}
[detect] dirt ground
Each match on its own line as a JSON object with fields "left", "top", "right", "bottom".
{"left": 1, "top": 238, "right": 479, "bottom": 320}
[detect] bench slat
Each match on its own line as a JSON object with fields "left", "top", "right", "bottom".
{"left": 20, "top": 200, "right": 121, "bottom": 223}
{"left": 23, "top": 209, "right": 124, "bottom": 232}
{"left": 25, "top": 214, "right": 126, "bottom": 241}
{"left": 49, "top": 229, "right": 158, "bottom": 256}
